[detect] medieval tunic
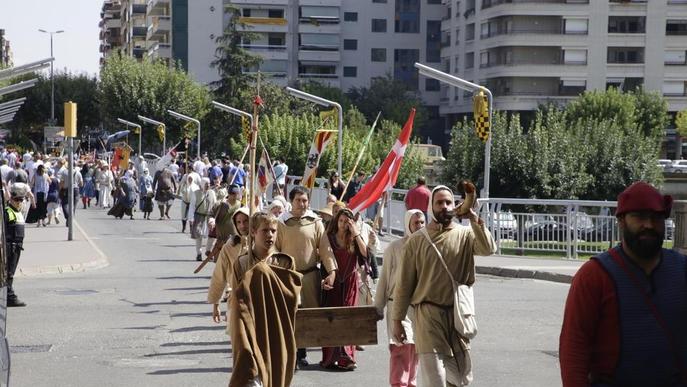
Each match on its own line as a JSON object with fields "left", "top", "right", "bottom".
{"left": 208, "top": 235, "right": 249, "bottom": 340}
{"left": 276, "top": 211, "right": 337, "bottom": 308}
{"left": 229, "top": 257, "right": 302, "bottom": 387}
{"left": 392, "top": 221, "right": 496, "bottom": 356}
{"left": 376, "top": 236, "right": 415, "bottom": 345}
{"left": 189, "top": 188, "right": 216, "bottom": 239}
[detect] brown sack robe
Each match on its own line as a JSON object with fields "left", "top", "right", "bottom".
{"left": 229, "top": 259, "right": 302, "bottom": 387}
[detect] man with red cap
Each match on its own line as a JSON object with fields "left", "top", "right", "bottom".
{"left": 559, "top": 182, "right": 687, "bottom": 387}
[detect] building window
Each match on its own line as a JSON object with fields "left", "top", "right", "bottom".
{"left": 344, "top": 12, "right": 358, "bottom": 22}
{"left": 667, "top": 20, "right": 687, "bottom": 35}
{"left": 609, "top": 16, "right": 645, "bottom": 33}
{"left": 300, "top": 33, "right": 339, "bottom": 51}
{"left": 344, "top": 39, "right": 357, "bottom": 50}
{"left": 344, "top": 66, "right": 357, "bottom": 77}
{"left": 268, "top": 9, "right": 284, "bottom": 18}
{"left": 466, "top": 23, "right": 475, "bottom": 41}
{"left": 465, "top": 52, "right": 474, "bottom": 69}
{"left": 372, "top": 18, "right": 387, "bottom": 32}
{"left": 373, "top": 0, "right": 387, "bottom": 3}
{"left": 428, "top": 0, "right": 442, "bottom": 3}
{"left": 394, "top": 49, "right": 420, "bottom": 90}
{"left": 395, "top": 0, "right": 420, "bottom": 33}
{"left": 607, "top": 47, "right": 644, "bottom": 64}
{"left": 300, "top": 6, "right": 340, "bottom": 23}
{"left": 242, "top": 9, "right": 251, "bottom": 17}
{"left": 425, "top": 79, "right": 440, "bottom": 91}
{"left": 426, "top": 20, "right": 441, "bottom": 63}
{"left": 371, "top": 48, "right": 387, "bottom": 62}
{"left": 665, "top": 50, "right": 687, "bottom": 65}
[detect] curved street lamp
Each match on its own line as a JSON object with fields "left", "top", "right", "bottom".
{"left": 137, "top": 115, "right": 166, "bottom": 155}
{"left": 414, "top": 62, "right": 493, "bottom": 199}
{"left": 117, "top": 118, "right": 142, "bottom": 155}
{"left": 167, "top": 110, "right": 200, "bottom": 159}
{"left": 285, "top": 87, "right": 343, "bottom": 176}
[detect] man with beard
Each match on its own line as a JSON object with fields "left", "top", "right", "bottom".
{"left": 392, "top": 185, "right": 496, "bottom": 386}
{"left": 559, "top": 182, "right": 687, "bottom": 387}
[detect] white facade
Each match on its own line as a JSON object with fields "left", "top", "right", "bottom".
{"left": 439, "top": 0, "right": 687, "bottom": 115}
{"left": 187, "top": 0, "right": 224, "bottom": 84}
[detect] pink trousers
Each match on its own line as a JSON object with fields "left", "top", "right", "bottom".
{"left": 389, "top": 344, "right": 419, "bottom": 387}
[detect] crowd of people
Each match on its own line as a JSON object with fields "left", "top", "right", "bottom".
{"left": 4, "top": 144, "right": 685, "bottom": 387}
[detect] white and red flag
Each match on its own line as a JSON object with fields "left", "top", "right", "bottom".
{"left": 302, "top": 130, "right": 337, "bottom": 189}
{"left": 257, "top": 147, "right": 276, "bottom": 193}
{"left": 347, "top": 108, "right": 416, "bottom": 214}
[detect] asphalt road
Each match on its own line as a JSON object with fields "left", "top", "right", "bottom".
{"left": 7, "top": 203, "right": 568, "bottom": 387}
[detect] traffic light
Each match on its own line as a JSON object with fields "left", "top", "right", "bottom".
{"left": 473, "top": 90, "right": 489, "bottom": 143}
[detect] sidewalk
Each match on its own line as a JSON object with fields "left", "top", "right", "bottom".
{"left": 16, "top": 220, "right": 109, "bottom": 276}
{"left": 376, "top": 235, "right": 582, "bottom": 284}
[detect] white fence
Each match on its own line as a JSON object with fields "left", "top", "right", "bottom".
{"left": 281, "top": 176, "right": 674, "bottom": 260}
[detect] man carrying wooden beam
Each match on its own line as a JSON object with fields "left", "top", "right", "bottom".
{"left": 275, "top": 185, "right": 337, "bottom": 369}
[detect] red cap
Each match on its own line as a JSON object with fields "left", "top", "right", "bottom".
{"left": 616, "top": 182, "right": 673, "bottom": 218}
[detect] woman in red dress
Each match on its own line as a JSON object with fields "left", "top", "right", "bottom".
{"left": 320, "top": 208, "right": 370, "bottom": 371}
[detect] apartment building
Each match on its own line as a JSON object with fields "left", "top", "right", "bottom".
{"left": 100, "top": 0, "right": 224, "bottom": 84}
{"left": 439, "top": 0, "right": 687, "bottom": 155}
{"left": 0, "top": 29, "right": 14, "bottom": 67}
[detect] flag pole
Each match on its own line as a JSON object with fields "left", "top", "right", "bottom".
{"left": 339, "top": 112, "right": 381, "bottom": 201}
{"left": 248, "top": 72, "right": 263, "bottom": 262}
{"left": 228, "top": 143, "right": 250, "bottom": 186}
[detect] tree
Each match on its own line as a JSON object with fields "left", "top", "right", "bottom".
{"left": 210, "top": 4, "right": 262, "bottom": 107}
{"left": 677, "top": 109, "right": 687, "bottom": 138}
{"left": 99, "top": 54, "right": 210, "bottom": 154}
{"left": 3, "top": 71, "right": 100, "bottom": 149}
{"left": 346, "top": 74, "right": 427, "bottom": 130}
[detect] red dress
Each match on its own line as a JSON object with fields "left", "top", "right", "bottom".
{"left": 320, "top": 234, "right": 366, "bottom": 369}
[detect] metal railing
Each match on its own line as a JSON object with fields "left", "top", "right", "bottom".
{"left": 279, "top": 176, "right": 674, "bottom": 259}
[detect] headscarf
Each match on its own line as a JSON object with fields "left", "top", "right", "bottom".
{"left": 428, "top": 185, "right": 454, "bottom": 223}
{"left": 232, "top": 207, "right": 250, "bottom": 236}
{"left": 404, "top": 209, "right": 424, "bottom": 237}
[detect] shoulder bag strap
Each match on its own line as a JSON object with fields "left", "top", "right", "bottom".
{"left": 421, "top": 227, "right": 457, "bottom": 284}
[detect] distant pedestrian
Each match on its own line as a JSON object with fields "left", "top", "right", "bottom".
{"left": 273, "top": 157, "right": 288, "bottom": 197}
{"left": 81, "top": 164, "right": 96, "bottom": 209}
{"left": 328, "top": 171, "right": 345, "bottom": 200}
{"left": 97, "top": 165, "right": 114, "bottom": 208}
{"left": 45, "top": 170, "right": 61, "bottom": 225}
{"left": 5, "top": 182, "right": 29, "bottom": 307}
{"left": 375, "top": 209, "right": 425, "bottom": 387}
{"left": 178, "top": 171, "right": 200, "bottom": 233}
{"left": 559, "top": 182, "right": 687, "bottom": 387}
{"left": 138, "top": 169, "right": 154, "bottom": 219}
{"left": 59, "top": 164, "right": 83, "bottom": 226}
{"left": 29, "top": 164, "right": 50, "bottom": 227}
{"left": 405, "top": 176, "right": 431, "bottom": 218}
{"left": 342, "top": 171, "right": 365, "bottom": 203}
{"left": 152, "top": 167, "right": 177, "bottom": 220}
{"left": 108, "top": 176, "right": 136, "bottom": 220}
{"left": 189, "top": 178, "right": 216, "bottom": 261}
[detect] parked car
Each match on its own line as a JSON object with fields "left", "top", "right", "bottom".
{"left": 657, "top": 159, "right": 673, "bottom": 172}
{"left": 488, "top": 211, "right": 518, "bottom": 239}
{"left": 521, "top": 220, "right": 579, "bottom": 242}
{"left": 669, "top": 160, "right": 687, "bottom": 173}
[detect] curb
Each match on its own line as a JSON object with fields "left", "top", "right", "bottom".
{"left": 18, "top": 220, "right": 110, "bottom": 277}
{"left": 476, "top": 266, "right": 573, "bottom": 284}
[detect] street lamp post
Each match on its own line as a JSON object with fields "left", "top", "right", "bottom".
{"left": 414, "top": 62, "right": 493, "bottom": 199}
{"left": 167, "top": 110, "right": 201, "bottom": 160}
{"left": 285, "top": 87, "right": 343, "bottom": 176}
{"left": 117, "top": 118, "right": 142, "bottom": 155}
{"left": 38, "top": 29, "right": 64, "bottom": 126}
{"left": 137, "top": 115, "right": 166, "bottom": 156}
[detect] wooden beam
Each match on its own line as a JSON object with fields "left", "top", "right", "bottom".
{"left": 295, "top": 306, "right": 378, "bottom": 348}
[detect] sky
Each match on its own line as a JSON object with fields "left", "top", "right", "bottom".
{"left": 0, "top": 0, "right": 102, "bottom": 77}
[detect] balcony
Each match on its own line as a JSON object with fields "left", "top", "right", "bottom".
{"left": 298, "top": 49, "right": 340, "bottom": 62}
{"left": 148, "top": 16, "right": 171, "bottom": 38}
{"left": 133, "top": 47, "right": 146, "bottom": 59}
{"left": 132, "top": 3, "right": 147, "bottom": 14}
{"left": 148, "top": 42, "right": 171, "bottom": 59}
{"left": 147, "top": 0, "right": 169, "bottom": 15}
{"left": 483, "top": 0, "right": 587, "bottom": 8}
{"left": 106, "top": 17, "right": 122, "bottom": 29}
{"left": 132, "top": 26, "right": 147, "bottom": 37}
